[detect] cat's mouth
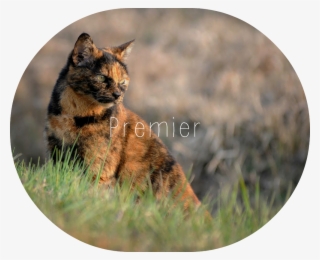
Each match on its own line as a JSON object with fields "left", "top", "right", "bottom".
{"left": 96, "top": 97, "right": 115, "bottom": 104}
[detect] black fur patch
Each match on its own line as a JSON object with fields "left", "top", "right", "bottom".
{"left": 150, "top": 153, "right": 176, "bottom": 193}
{"left": 47, "top": 134, "right": 62, "bottom": 151}
{"left": 114, "top": 119, "right": 129, "bottom": 180}
{"left": 151, "top": 155, "right": 176, "bottom": 179}
{"left": 148, "top": 139, "right": 177, "bottom": 175}
{"left": 74, "top": 116, "right": 97, "bottom": 128}
{"left": 150, "top": 173, "right": 160, "bottom": 193}
{"left": 163, "top": 154, "right": 176, "bottom": 173}
{"left": 92, "top": 52, "right": 114, "bottom": 73}
{"left": 48, "top": 88, "right": 62, "bottom": 115}
{"left": 74, "top": 106, "right": 116, "bottom": 128}
{"left": 94, "top": 51, "right": 128, "bottom": 74}
{"left": 47, "top": 134, "right": 79, "bottom": 164}
{"left": 102, "top": 105, "right": 117, "bottom": 120}
{"left": 47, "top": 59, "right": 71, "bottom": 115}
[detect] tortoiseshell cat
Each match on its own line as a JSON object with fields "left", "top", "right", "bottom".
{"left": 45, "top": 33, "right": 201, "bottom": 210}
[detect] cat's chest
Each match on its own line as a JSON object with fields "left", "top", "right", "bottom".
{"left": 49, "top": 114, "right": 111, "bottom": 146}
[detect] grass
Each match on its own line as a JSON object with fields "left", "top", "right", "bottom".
{"left": 15, "top": 149, "right": 288, "bottom": 252}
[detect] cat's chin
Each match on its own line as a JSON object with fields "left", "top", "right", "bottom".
{"left": 100, "top": 102, "right": 115, "bottom": 109}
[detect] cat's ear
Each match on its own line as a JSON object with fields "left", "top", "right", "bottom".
{"left": 72, "top": 33, "right": 97, "bottom": 66}
{"left": 110, "top": 40, "right": 135, "bottom": 62}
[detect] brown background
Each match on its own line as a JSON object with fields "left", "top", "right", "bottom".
{"left": 10, "top": 9, "right": 309, "bottom": 202}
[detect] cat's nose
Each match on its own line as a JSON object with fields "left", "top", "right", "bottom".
{"left": 112, "top": 91, "right": 121, "bottom": 99}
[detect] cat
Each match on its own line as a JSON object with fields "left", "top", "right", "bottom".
{"left": 45, "top": 33, "right": 202, "bottom": 210}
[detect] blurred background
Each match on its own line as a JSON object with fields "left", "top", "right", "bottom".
{"left": 11, "top": 9, "right": 309, "bottom": 204}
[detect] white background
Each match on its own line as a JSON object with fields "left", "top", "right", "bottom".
{"left": 1, "top": 1, "right": 319, "bottom": 259}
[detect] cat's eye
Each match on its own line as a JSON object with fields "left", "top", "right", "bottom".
{"left": 95, "top": 75, "right": 106, "bottom": 82}
{"left": 120, "top": 80, "right": 126, "bottom": 85}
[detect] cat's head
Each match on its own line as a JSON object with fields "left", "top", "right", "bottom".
{"left": 67, "top": 33, "right": 134, "bottom": 108}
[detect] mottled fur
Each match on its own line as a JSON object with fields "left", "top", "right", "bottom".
{"left": 45, "top": 33, "right": 201, "bottom": 210}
